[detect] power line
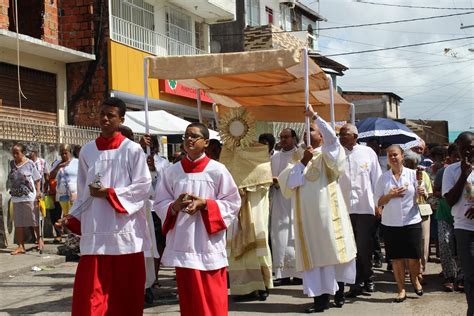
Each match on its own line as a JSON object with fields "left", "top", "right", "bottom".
{"left": 319, "top": 11, "right": 474, "bottom": 30}
{"left": 354, "top": 1, "right": 474, "bottom": 10}
{"left": 325, "top": 36, "right": 474, "bottom": 56}
{"left": 319, "top": 34, "right": 474, "bottom": 58}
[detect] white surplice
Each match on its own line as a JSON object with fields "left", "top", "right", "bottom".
{"left": 279, "top": 116, "right": 357, "bottom": 297}
{"left": 69, "top": 137, "right": 152, "bottom": 255}
{"left": 153, "top": 155, "right": 241, "bottom": 271}
{"left": 270, "top": 147, "right": 299, "bottom": 279}
{"left": 338, "top": 144, "right": 382, "bottom": 215}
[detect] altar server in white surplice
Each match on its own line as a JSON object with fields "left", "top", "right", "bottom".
{"left": 63, "top": 97, "right": 152, "bottom": 316}
{"left": 154, "top": 123, "right": 241, "bottom": 316}
{"left": 279, "top": 106, "right": 357, "bottom": 313}
{"left": 270, "top": 128, "right": 301, "bottom": 285}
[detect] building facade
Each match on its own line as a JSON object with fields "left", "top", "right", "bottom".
{"left": 341, "top": 91, "right": 403, "bottom": 120}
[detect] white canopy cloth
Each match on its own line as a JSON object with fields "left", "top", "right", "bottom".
{"left": 146, "top": 49, "right": 350, "bottom": 122}
{"left": 124, "top": 110, "right": 219, "bottom": 139}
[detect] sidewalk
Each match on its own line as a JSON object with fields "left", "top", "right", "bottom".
{"left": 0, "top": 239, "right": 66, "bottom": 279}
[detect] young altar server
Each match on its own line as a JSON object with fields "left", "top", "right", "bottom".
{"left": 154, "top": 122, "right": 241, "bottom": 316}
{"left": 63, "top": 97, "right": 152, "bottom": 316}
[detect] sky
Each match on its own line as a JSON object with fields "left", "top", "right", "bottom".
{"left": 301, "top": 0, "right": 474, "bottom": 132}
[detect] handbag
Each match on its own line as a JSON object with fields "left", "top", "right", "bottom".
{"left": 418, "top": 204, "right": 433, "bottom": 216}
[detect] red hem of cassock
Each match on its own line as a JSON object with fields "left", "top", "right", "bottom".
{"left": 162, "top": 205, "right": 177, "bottom": 235}
{"left": 72, "top": 252, "right": 145, "bottom": 316}
{"left": 106, "top": 188, "right": 128, "bottom": 214}
{"left": 201, "top": 199, "right": 227, "bottom": 235}
{"left": 175, "top": 267, "right": 228, "bottom": 316}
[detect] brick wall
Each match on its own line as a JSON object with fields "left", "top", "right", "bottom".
{"left": 0, "top": 0, "right": 8, "bottom": 29}
{"left": 244, "top": 24, "right": 307, "bottom": 51}
{"left": 42, "top": 0, "right": 59, "bottom": 44}
{"left": 59, "top": 0, "right": 95, "bottom": 53}
{"left": 60, "top": 0, "right": 109, "bottom": 126}
{"left": 341, "top": 94, "right": 383, "bottom": 102}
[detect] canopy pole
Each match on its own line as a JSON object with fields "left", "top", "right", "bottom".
{"left": 144, "top": 57, "right": 151, "bottom": 155}
{"left": 212, "top": 103, "right": 219, "bottom": 129}
{"left": 197, "top": 89, "right": 203, "bottom": 123}
{"left": 328, "top": 75, "right": 335, "bottom": 130}
{"left": 303, "top": 48, "right": 311, "bottom": 146}
{"left": 350, "top": 103, "right": 356, "bottom": 124}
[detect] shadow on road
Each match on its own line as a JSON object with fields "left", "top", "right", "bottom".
{"left": 0, "top": 296, "right": 72, "bottom": 314}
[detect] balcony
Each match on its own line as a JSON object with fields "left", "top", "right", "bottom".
{"left": 167, "top": 0, "right": 236, "bottom": 24}
{"left": 110, "top": 16, "right": 206, "bottom": 56}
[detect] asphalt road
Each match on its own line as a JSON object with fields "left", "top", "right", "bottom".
{"left": 0, "top": 260, "right": 467, "bottom": 315}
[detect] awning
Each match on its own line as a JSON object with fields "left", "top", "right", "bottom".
{"left": 147, "top": 49, "right": 350, "bottom": 122}
{"left": 124, "top": 110, "right": 219, "bottom": 138}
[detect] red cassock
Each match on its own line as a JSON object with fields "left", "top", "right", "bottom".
{"left": 154, "top": 154, "right": 241, "bottom": 316}
{"left": 66, "top": 132, "right": 152, "bottom": 316}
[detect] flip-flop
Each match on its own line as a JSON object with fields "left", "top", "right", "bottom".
{"left": 10, "top": 248, "right": 26, "bottom": 255}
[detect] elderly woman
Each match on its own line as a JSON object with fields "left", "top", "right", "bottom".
{"left": 374, "top": 145, "right": 424, "bottom": 302}
{"left": 403, "top": 150, "right": 433, "bottom": 279}
{"left": 49, "top": 144, "right": 79, "bottom": 217}
{"left": 7, "top": 143, "right": 42, "bottom": 255}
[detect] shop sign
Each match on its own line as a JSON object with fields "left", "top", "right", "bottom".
{"left": 159, "top": 80, "right": 214, "bottom": 103}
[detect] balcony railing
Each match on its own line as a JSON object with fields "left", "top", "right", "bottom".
{"left": 0, "top": 117, "right": 101, "bottom": 146}
{"left": 111, "top": 16, "right": 206, "bottom": 56}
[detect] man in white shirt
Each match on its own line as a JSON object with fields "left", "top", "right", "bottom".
{"left": 270, "top": 128, "right": 301, "bottom": 285}
{"left": 442, "top": 131, "right": 474, "bottom": 315}
{"left": 339, "top": 124, "right": 382, "bottom": 297}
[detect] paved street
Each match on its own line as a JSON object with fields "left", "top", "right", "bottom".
{"left": 0, "top": 242, "right": 467, "bottom": 315}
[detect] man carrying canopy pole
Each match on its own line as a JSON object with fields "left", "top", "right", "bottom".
{"left": 278, "top": 104, "right": 357, "bottom": 313}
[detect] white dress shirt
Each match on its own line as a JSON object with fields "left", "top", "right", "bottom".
{"left": 374, "top": 167, "right": 422, "bottom": 227}
{"left": 339, "top": 144, "right": 382, "bottom": 215}
{"left": 442, "top": 162, "right": 474, "bottom": 231}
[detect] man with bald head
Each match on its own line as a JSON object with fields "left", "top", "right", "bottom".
{"left": 339, "top": 123, "right": 382, "bottom": 298}
{"left": 278, "top": 107, "right": 356, "bottom": 312}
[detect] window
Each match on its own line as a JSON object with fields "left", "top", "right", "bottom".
{"left": 265, "top": 6, "right": 273, "bottom": 24}
{"left": 279, "top": 3, "right": 292, "bottom": 31}
{"left": 111, "top": 0, "right": 154, "bottom": 30}
{"left": 166, "top": 7, "right": 193, "bottom": 46}
{"left": 245, "top": 0, "right": 260, "bottom": 26}
{"left": 195, "top": 22, "right": 205, "bottom": 51}
{"left": 0, "top": 62, "right": 57, "bottom": 113}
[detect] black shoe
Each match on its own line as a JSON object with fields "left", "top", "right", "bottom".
{"left": 373, "top": 259, "right": 383, "bottom": 268}
{"left": 334, "top": 282, "right": 345, "bottom": 308}
{"left": 273, "top": 277, "right": 291, "bottom": 287}
{"left": 144, "top": 288, "right": 154, "bottom": 305}
{"left": 393, "top": 294, "right": 406, "bottom": 303}
{"left": 292, "top": 277, "right": 303, "bottom": 285}
{"left": 233, "top": 292, "right": 259, "bottom": 302}
{"left": 345, "top": 285, "right": 363, "bottom": 298}
{"left": 364, "top": 281, "right": 375, "bottom": 293}
{"left": 257, "top": 289, "right": 269, "bottom": 301}
{"left": 387, "top": 262, "right": 393, "bottom": 271}
{"left": 305, "top": 294, "right": 330, "bottom": 313}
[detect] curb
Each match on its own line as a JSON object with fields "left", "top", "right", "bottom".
{"left": 0, "top": 250, "right": 67, "bottom": 280}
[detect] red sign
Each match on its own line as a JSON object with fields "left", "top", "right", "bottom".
{"left": 159, "top": 80, "right": 214, "bottom": 103}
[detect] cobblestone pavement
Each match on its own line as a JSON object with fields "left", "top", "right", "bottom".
{"left": 0, "top": 254, "right": 467, "bottom": 315}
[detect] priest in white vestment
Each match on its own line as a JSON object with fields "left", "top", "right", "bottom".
{"left": 279, "top": 107, "right": 357, "bottom": 313}
{"left": 270, "top": 128, "right": 301, "bottom": 285}
{"left": 154, "top": 123, "right": 241, "bottom": 316}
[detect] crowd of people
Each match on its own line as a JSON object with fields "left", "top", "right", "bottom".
{"left": 5, "top": 97, "right": 473, "bottom": 316}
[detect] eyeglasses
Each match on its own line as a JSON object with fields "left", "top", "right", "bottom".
{"left": 182, "top": 133, "right": 204, "bottom": 142}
